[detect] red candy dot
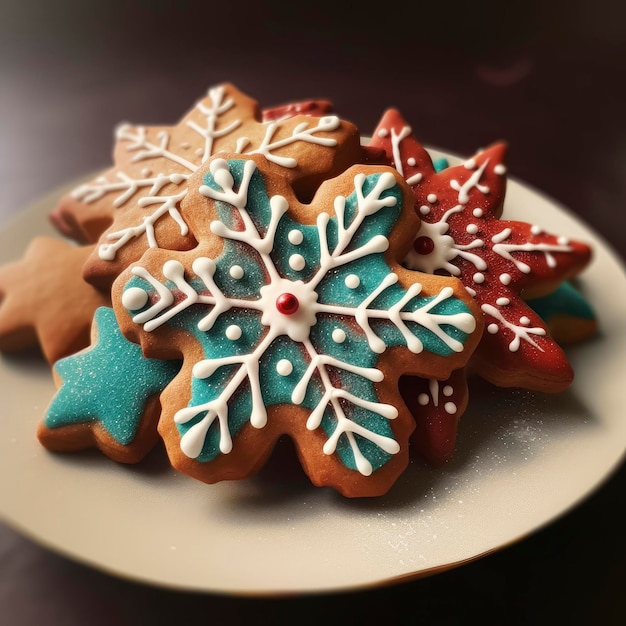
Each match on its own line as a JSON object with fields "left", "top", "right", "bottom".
{"left": 276, "top": 293, "right": 299, "bottom": 315}
{"left": 413, "top": 236, "right": 435, "bottom": 255}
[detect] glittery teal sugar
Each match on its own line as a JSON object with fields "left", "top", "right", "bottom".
{"left": 45, "top": 307, "right": 180, "bottom": 445}
{"left": 433, "top": 157, "right": 450, "bottom": 173}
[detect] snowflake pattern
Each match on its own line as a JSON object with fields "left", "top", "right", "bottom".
{"left": 55, "top": 83, "right": 362, "bottom": 289}
{"left": 117, "top": 156, "right": 480, "bottom": 494}
{"left": 368, "top": 108, "right": 592, "bottom": 392}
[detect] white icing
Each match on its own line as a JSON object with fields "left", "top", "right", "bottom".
{"left": 289, "top": 254, "right": 306, "bottom": 271}
{"left": 276, "top": 359, "right": 293, "bottom": 376}
{"left": 229, "top": 265, "right": 244, "bottom": 279}
{"left": 225, "top": 324, "right": 242, "bottom": 340}
{"left": 288, "top": 229, "right": 304, "bottom": 245}
{"left": 122, "top": 287, "right": 149, "bottom": 310}
{"left": 332, "top": 328, "right": 346, "bottom": 344}
{"left": 450, "top": 159, "right": 490, "bottom": 204}
{"left": 345, "top": 274, "right": 360, "bottom": 289}
{"left": 492, "top": 227, "right": 572, "bottom": 272}
{"left": 427, "top": 193, "right": 437, "bottom": 204}
{"left": 404, "top": 205, "right": 487, "bottom": 276}
{"left": 481, "top": 303, "right": 546, "bottom": 351}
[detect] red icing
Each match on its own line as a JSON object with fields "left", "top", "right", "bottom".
{"left": 261, "top": 100, "right": 334, "bottom": 122}
{"left": 413, "top": 236, "right": 435, "bottom": 255}
{"left": 276, "top": 293, "right": 299, "bottom": 315}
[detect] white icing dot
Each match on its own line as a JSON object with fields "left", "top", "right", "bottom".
{"left": 289, "top": 254, "right": 306, "bottom": 271}
{"left": 122, "top": 287, "right": 149, "bottom": 310}
{"left": 377, "top": 128, "right": 389, "bottom": 137}
{"left": 180, "top": 142, "right": 190, "bottom": 149}
{"left": 332, "top": 328, "right": 346, "bottom": 344}
{"left": 488, "top": 323, "right": 499, "bottom": 334}
{"left": 465, "top": 286, "right": 477, "bottom": 297}
{"left": 418, "top": 393, "right": 430, "bottom": 406}
{"left": 473, "top": 273, "right": 485, "bottom": 284}
{"left": 466, "top": 223, "right": 479, "bottom": 234}
{"left": 494, "top": 164, "right": 507, "bottom": 175}
{"left": 499, "top": 273, "right": 512, "bottom": 285}
{"left": 443, "top": 385, "right": 454, "bottom": 397}
{"left": 276, "top": 358, "right": 293, "bottom": 376}
{"left": 464, "top": 158, "right": 476, "bottom": 169}
{"left": 531, "top": 225, "right": 542, "bottom": 235}
{"left": 141, "top": 168, "right": 152, "bottom": 177}
{"left": 419, "top": 205, "right": 431, "bottom": 215}
{"left": 427, "top": 193, "right": 438, "bottom": 204}
{"left": 345, "top": 274, "right": 360, "bottom": 289}
{"left": 225, "top": 324, "right": 242, "bottom": 341}
{"left": 557, "top": 236, "right": 569, "bottom": 245}
{"left": 407, "top": 157, "right": 416, "bottom": 166}
{"left": 496, "top": 297, "right": 510, "bottom": 306}
{"left": 195, "top": 148, "right": 203, "bottom": 156}
{"left": 444, "top": 402, "right": 457, "bottom": 414}
{"left": 288, "top": 229, "right": 304, "bottom": 245}
{"left": 229, "top": 265, "right": 244, "bottom": 279}
{"left": 520, "top": 316, "right": 531, "bottom": 326}
{"left": 473, "top": 208, "right": 483, "bottom": 218}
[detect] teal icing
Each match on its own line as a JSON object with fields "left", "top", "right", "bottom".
{"left": 527, "top": 281, "right": 596, "bottom": 321}
{"left": 44, "top": 307, "right": 180, "bottom": 445}
{"left": 122, "top": 160, "right": 477, "bottom": 474}
{"left": 433, "top": 157, "right": 450, "bottom": 173}
{"left": 311, "top": 317, "right": 394, "bottom": 471}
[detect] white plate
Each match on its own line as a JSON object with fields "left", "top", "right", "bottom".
{"left": 1, "top": 149, "right": 625, "bottom": 595}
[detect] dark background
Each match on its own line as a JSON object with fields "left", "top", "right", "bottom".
{"left": 1, "top": 1, "right": 626, "bottom": 623}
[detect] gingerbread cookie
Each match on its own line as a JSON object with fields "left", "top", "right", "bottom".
{"left": 369, "top": 108, "right": 592, "bottom": 392}
{"left": 0, "top": 237, "right": 110, "bottom": 364}
{"left": 49, "top": 93, "right": 339, "bottom": 245}
{"left": 38, "top": 307, "right": 181, "bottom": 463}
{"left": 112, "top": 154, "right": 482, "bottom": 496}
{"left": 53, "top": 83, "right": 363, "bottom": 291}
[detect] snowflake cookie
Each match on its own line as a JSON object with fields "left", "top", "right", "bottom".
{"left": 112, "top": 154, "right": 483, "bottom": 497}
{"left": 38, "top": 307, "right": 181, "bottom": 463}
{"left": 53, "top": 83, "right": 363, "bottom": 291}
{"left": 369, "top": 108, "right": 593, "bottom": 392}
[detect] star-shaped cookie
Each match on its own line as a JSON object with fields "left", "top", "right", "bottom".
{"left": 0, "top": 237, "right": 110, "bottom": 364}
{"left": 369, "top": 108, "right": 592, "bottom": 392}
{"left": 38, "top": 307, "right": 181, "bottom": 463}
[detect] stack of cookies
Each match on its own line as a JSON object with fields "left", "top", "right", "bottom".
{"left": 0, "top": 83, "right": 595, "bottom": 497}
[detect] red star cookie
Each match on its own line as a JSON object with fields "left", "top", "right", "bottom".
{"left": 0, "top": 237, "right": 110, "bottom": 364}
{"left": 369, "top": 108, "right": 592, "bottom": 393}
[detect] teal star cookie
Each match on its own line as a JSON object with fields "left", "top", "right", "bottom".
{"left": 38, "top": 307, "right": 181, "bottom": 463}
